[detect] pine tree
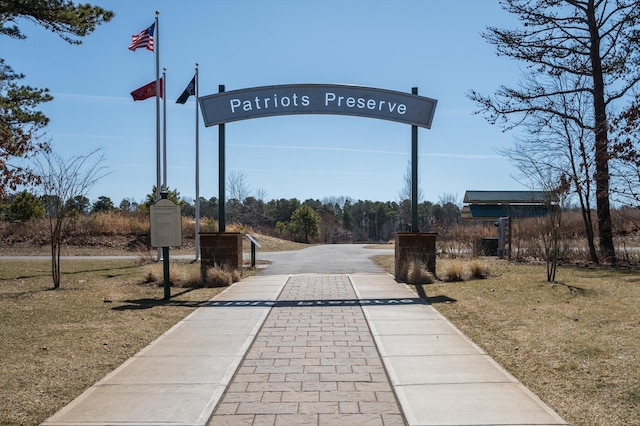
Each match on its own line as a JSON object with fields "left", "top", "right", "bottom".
{"left": 0, "top": 1, "right": 113, "bottom": 198}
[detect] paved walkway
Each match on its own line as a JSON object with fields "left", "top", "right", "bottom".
{"left": 208, "top": 275, "right": 404, "bottom": 425}
{"left": 43, "top": 273, "right": 567, "bottom": 426}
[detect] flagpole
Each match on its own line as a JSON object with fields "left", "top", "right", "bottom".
{"left": 155, "top": 10, "right": 161, "bottom": 261}
{"left": 195, "top": 63, "right": 201, "bottom": 260}
{"left": 163, "top": 67, "right": 167, "bottom": 190}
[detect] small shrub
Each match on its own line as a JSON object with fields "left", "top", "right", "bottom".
{"left": 467, "top": 259, "right": 490, "bottom": 279}
{"left": 441, "top": 260, "right": 464, "bottom": 282}
{"left": 201, "top": 217, "right": 218, "bottom": 232}
{"left": 172, "top": 263, "right": 201, "bottom": 288}
{"left": 143, "top": 264, "right": 161, "bottom": 284}
{"left": 396, "top": 260, "right": 409, "bottom": 282}
{"left": 9, "top": 190, "right": 45, "bottom": 221}
{"left": 404, "top": 259, "right": 435, "bottom": 284}
{"left": 204, "top": 266, "right": 233, "bottom": 287}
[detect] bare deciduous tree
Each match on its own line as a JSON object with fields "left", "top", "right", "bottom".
{"left": 610, "top": 94, "right": 640, "bottom": 208}
{"left": 499, "top": 75, "right": 599, "bottom": 262}
{"left": 227, "top": 170, "right": 252, "bottom": 202}
{"left": 397, "top": 161, "right": 423, "bottom": 229}
{"left": 36, "top": 149, "right": 109, "bottom": 288}
{"left": 469, "top": 0, "right": 640, "bottom": 264}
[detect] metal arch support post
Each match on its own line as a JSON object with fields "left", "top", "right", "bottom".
{"left": 218, "top": 84, "right": 226, "bottom": 233}
{"left": 194, "top": 64, "right": 200, "bottom": 260}
{"left": 411, "top": 87, "right": 419, "bottom": 233}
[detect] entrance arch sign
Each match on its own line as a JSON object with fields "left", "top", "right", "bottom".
{"left": 199, "top": 84, "right": 437, "bottom": 128}
{"left": 200, "top": 82, "right": 437, "bottom": 237}
{"left": 198, "top": 83, "right": 438, "bottom": 277}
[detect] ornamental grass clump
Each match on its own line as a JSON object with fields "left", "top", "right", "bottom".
{"left": 142, "top": 262, "right": 240, "bottom": 288}
{"left": 405, "top": 258, "right": 435, "bottom": 284}
{"left": 202, "top": 266, "right": 234, "bottom": 288}
{"left": 467, "top": 259, "right": 490, "bottom": 279}
{"left": 441, "top": 260, "right": 464, "bottom": 282}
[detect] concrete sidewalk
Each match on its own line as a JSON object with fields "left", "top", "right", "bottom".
{"left": 43, "top": 273, "right": 567, "bottom": 426}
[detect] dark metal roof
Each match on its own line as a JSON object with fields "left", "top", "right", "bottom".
{"left": 463, "top": 190, "right": 558, "bottom": 204}
{"left": 469, "top": 204, "right": 551, "bottom": 218}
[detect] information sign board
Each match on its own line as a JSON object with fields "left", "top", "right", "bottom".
{"left": 245, "top": 233, "right": 261, "bottom": 248}
{"left": 150, "top": 199, "right": 182, "bottom": 248}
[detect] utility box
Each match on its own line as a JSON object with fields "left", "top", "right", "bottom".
{"left": 475, "top": 238, "right": 499, "bottom": 256}
{"left": 199, "top": 232, "right": 243, "bottom": 282}
{"left": 395, "top": 232, "right": 437, "bottom": 279}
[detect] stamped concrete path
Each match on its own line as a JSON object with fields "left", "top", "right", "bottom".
{"left": 43, "top": 247, "right": 567, "bottom": 426}
{"left": 208, "top": 274, "right": 404, "bottom": 425}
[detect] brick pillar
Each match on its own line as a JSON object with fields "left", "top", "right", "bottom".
{"left": 394, "top": 232, "right": 437, "bottom": 279}
{"left": 199, "top": 232, "right": 243, "bottom": 281}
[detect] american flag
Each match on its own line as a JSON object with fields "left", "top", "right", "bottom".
{"left": 128, "top": 23, "right": 154, "bottom": 51}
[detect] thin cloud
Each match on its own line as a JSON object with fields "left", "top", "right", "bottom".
{"left": 51, "top": 132, "right": 144, "bottom": 142}
{"left": 425, "top": 152, "right": 501, "bottom": 159}
{"left": 230, "top": 143, "right": 406, "bottom": 155}
{"left": 50, "top": 92, "right": 130, "bottom": 102}
{"left": 230, "top": 143, "right": 501, "bottom": 159}
{"left": 231, "top": 166, "right": 396, "bottom": 177}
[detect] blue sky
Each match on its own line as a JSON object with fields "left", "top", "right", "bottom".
{"left": 4, "top": 0, "right": 526, "bottom": 206}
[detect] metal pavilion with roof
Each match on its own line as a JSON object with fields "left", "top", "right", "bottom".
{"left": 462, "top": 190, "right": 558, "bottom": 257}
{"left": 462, "top": 190, "right": 558, "bottom": 220}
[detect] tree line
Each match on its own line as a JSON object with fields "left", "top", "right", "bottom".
{"left": 0, "top": 189, "right": 462, "bottom": 244}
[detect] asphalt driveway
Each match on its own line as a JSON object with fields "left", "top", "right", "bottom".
{"left": 256, "top": 244, "right": 394, "bottom": 275}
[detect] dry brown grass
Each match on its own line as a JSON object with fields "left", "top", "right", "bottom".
{"left": 142, "top": 262, "right": 241, "bottom": 288}
{"left": 0, "top": 220, "right": 307, "bottom": 257}
{"left": 0, "top": 231, "right": 295, "bottom": 424}
{"left": 467, "top": 258, "right": 490, "bottom": 279}
{"left": 374, "top": 255, "right": 640, "bottom": 426}
{"left": 437, "top": 259, "right": 489, "bottom": 281}
{"left": 79, "top": 211, "right": 150, "bottom": 236}
{"left": 405, "top": 259, "right": 436, "bottom": 284}
{"left": 241, "top": 233, "right": 309, "bottom": 252}
{"left": 371, "top": 254, "right": 394, "bottom": 274}
{"left": 440, "top": 260, "right": 464, "bottom": 282}
{"left": 0, "top": 259, "right": 226, "bottom": 425}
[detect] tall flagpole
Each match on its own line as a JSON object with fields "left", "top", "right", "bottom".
{"left": 155, "top": 10, "right": 161, "bottom": 261}
{"left": 195, "top": 63, "right": 201, "bottom": 260}
{"left": 154, "top": 11, "right": 160, "bottom": 199}
{"left": 162, "top": 67, "right": 167, "bottom": 190}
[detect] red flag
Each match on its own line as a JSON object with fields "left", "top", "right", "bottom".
{"left": 128, "top": 23, "right": 155, "bottom": 51}
{"left": 131, "top": 78, "right": 163, "bottom": 101}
